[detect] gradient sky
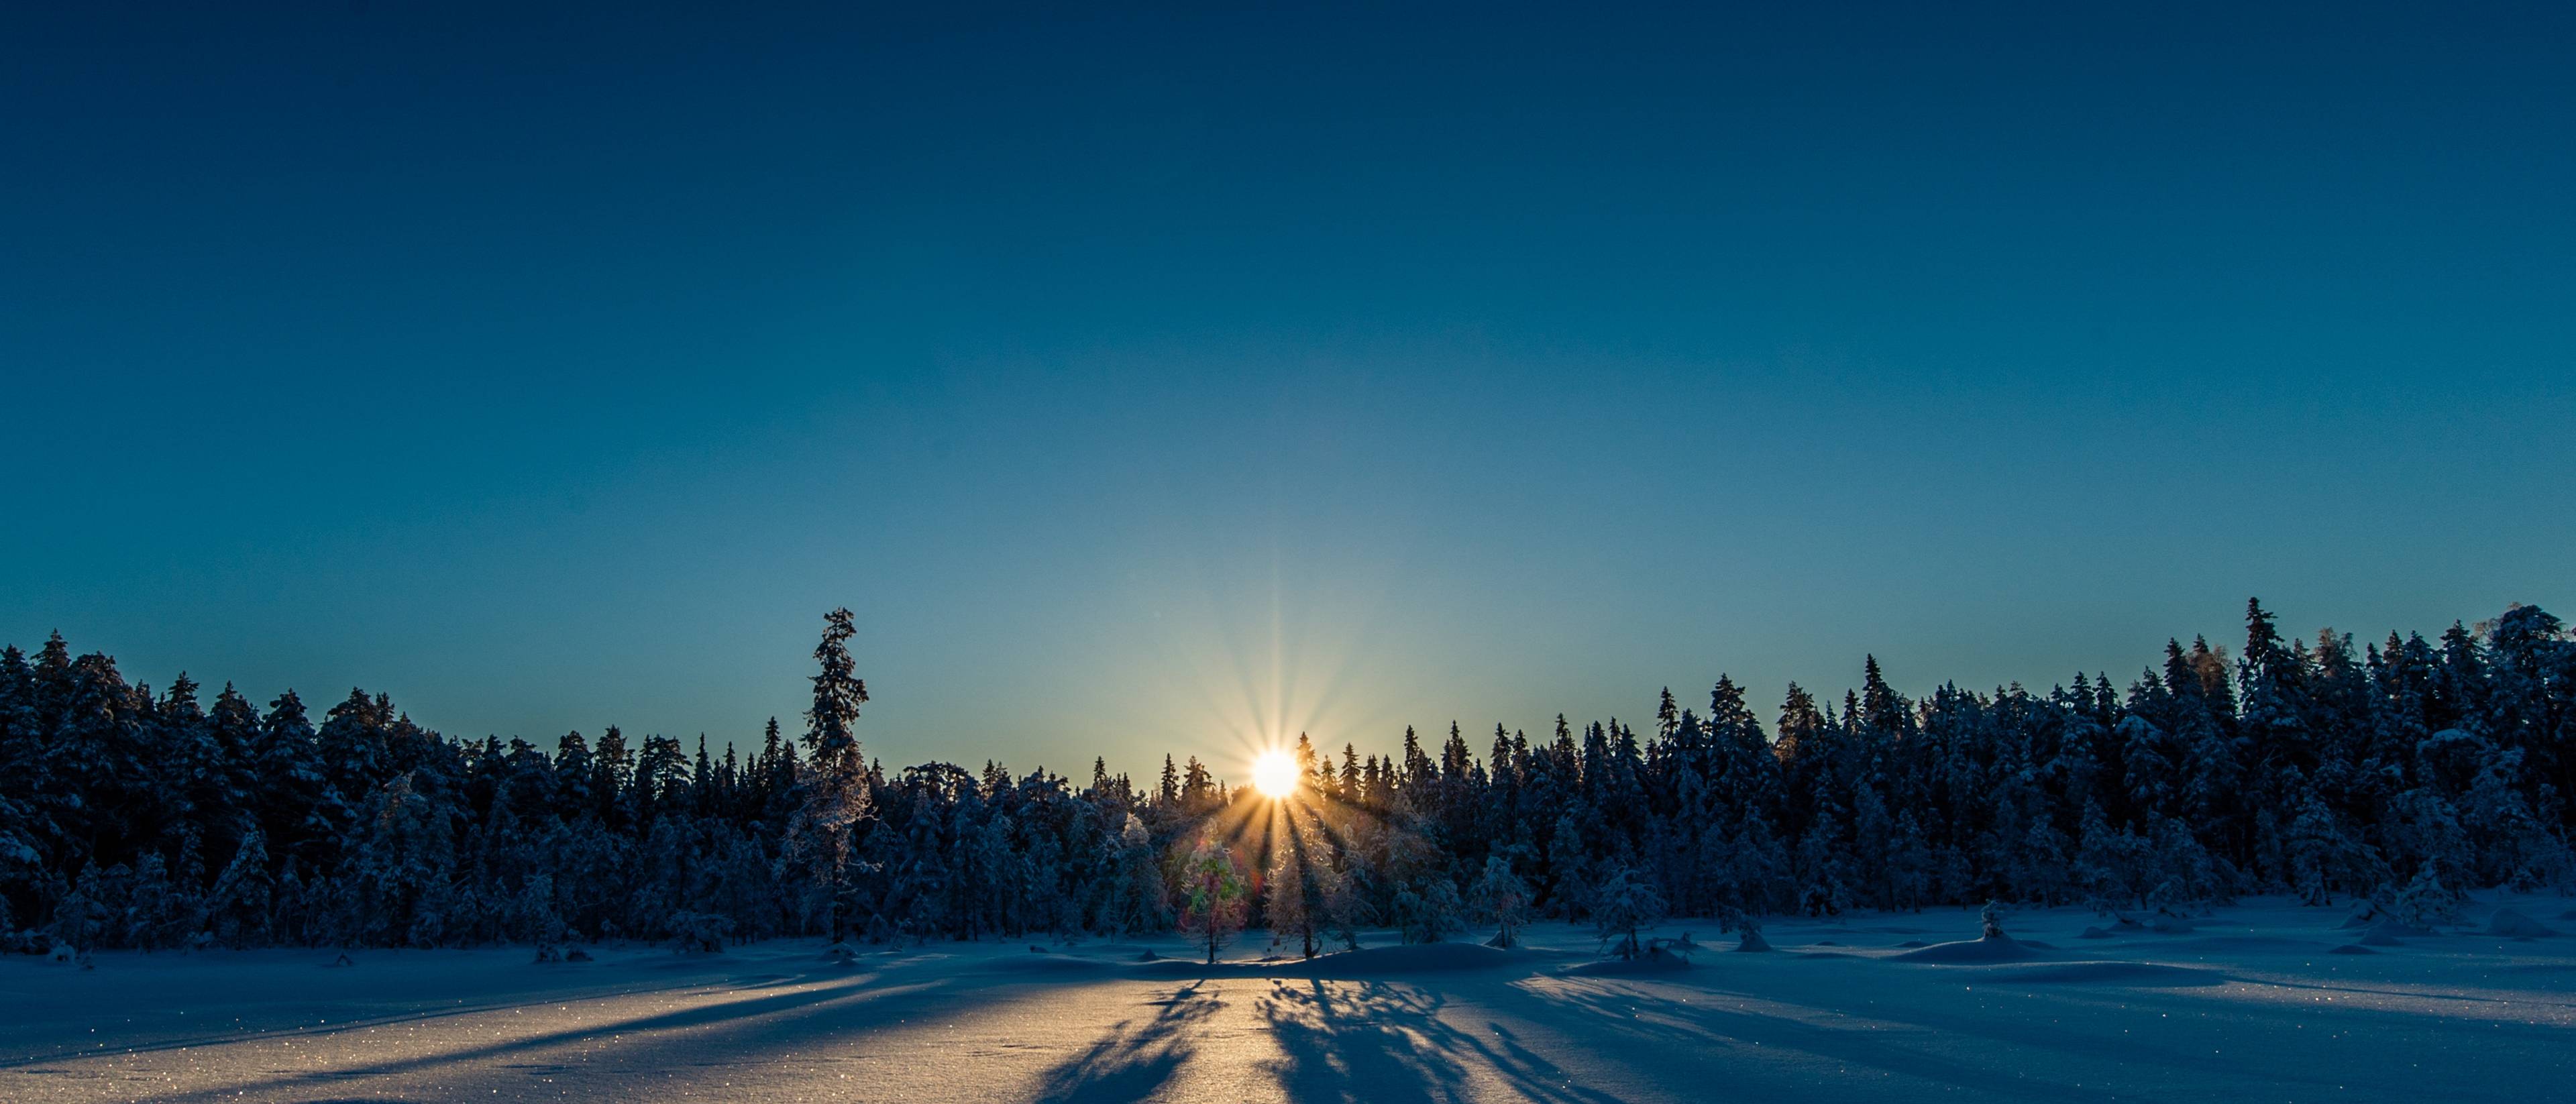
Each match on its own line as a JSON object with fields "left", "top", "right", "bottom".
{"left": 5, "top": 2, "right": 2571, "bottom": 781}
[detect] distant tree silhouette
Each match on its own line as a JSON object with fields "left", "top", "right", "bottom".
{"left": 0, "top": 598, "right": 2569, "bottom": 954}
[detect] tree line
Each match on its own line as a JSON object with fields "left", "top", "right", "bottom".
{"left": 1, "top": 599, "right": 2570, "bottom": 956}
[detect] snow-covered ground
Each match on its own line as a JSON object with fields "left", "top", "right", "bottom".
{"left": 5, "top": 895, "right": 2573, "bottom": 1103}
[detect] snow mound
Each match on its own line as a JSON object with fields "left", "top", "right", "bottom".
{"left": 1564, "top": 950, "right": 1691, "bottom": 977}
{"left": 1964, "top": 961, "right": 2222, "bottom": 987}
{"left": 2485, "top": 908, "right": 2559, "bottom": 938}
{"left": 1304, "top": 943, "right": 1520, "bottom": 977}
{"left": 1131, "top": 942, "right": 1525, "bottom": 980}
{"left": 1892, "top": 935, "right": 2044, "bottom": 964}
{"left": 2357, "top": 930, "right": 2406, "bottom": 947}
{"left": 2076, "top": 926, "right": 2114, "bottom": 939}
{"left": 978, "top": 954, "right": 1105, "bottom": 974}
{"left": 2149, "top": 916, "right": 2196, "bottom": 934}
{"left": 2168, "top": 935, "right": 2313, "bottom": 952}
{"left": 2364, "top": 919, "right": 2432, "bottom": 943}
{"left": 1737, "top": 930, "right": 1774, "bottom": 952}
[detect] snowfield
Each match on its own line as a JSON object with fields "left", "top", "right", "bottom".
{"left": 5, "top": 896, "right": 2573, "bottom": 1103}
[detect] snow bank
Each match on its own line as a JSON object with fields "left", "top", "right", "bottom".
{"left": 2359, "top": 919, "right": 2432, "bottom": 946}
{"left": 1961, "top": 961, "right": 2224, "bottom": 987}
{"left": 2166, "top": 935, "right": 2313, "bottom": 953}
{"left": 1130, "top": 942, "right": 1525, "bottom": 980}
{"left": 2486, "top": 908, "right": 2559, "bottom": 938}
{"left": 1892, "top": 934, "right": 2045, "bottom": 964}
{"left": 975, "top": 953, "right": 1108, "bottom": 974}
{"left": 1563, "top": 952, "right": 1691, "bottom": 977}
{"left": 1299, "top": 943, "right": 1523, "bottom": 977}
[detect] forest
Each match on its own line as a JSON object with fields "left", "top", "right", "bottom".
{"left": 2, "top": 600, "right": 2569, "bottom": 956}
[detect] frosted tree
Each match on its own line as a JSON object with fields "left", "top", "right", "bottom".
{"left": 1793, "top": 806, "right": 1852, "bottom": 916}
{"left": 1384, "top": 816, "right": 1464, "bottom": 944}
{"left": 1546, "top": 812, "right": 1593, "bottom": 919}
{"left": 1100, "top": 814, "right": 1168, "bottom": 936}
{"left": 254, "top": 689, "right": 339, "bottom": 866}
{"left": 782, "top": 608, "right": 872, "bottom": 943}
{"left": 205, "top": 827, "right": 274, "bottom": 947}
{"left": 2283, "top": 791, "right": 2385, "bottom": 905}
{"left": 1264, "top": 810, "right": 1334, "bottom": 958}
{"left": 315, "top": 688, "right": 392, "bottom": 811}
{"left": 517, "top": 872, "right": 568, "bottom": 958}
{"left": 1469, "top": 852, "right": 1533, "bottom": 949}
{"left": 2384, "top": 786, "right": 2474, "bottom": 895}
{"left": 343, "top": 771, "right": 458, "bottom": 947}
{"left": 1323, "top": 847, "right": 1373, "bottom": 950}
{"left": 1591, "top": 864, "right": 1665, "bottom": 960}
{"left": 1179, "top": 834, "right": 1247, "bottom": 964}
{"left": 2386, "top": 863, "right": 2461, "bottom": 928}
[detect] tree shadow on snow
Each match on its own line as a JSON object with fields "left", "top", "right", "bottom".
{"left": 1257, "top": 979, "right": 1627, "bottom": 1104}
{"left": 1026, "top": 982, "right": 1220, "bottom": 1103}
{"left": 289, "top": 1099, "right": 434, "bottom": 1103}
{"left": 155, "top": 971, "right": 920, "bottom": 1099}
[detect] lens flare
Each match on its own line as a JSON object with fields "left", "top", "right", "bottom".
{"left": 1251, "top": 750, "right": 1299, "bottom": 798}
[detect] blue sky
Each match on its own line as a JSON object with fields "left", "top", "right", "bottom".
{"left": 4, "top": 3, "right": 2570, "bottom": 779}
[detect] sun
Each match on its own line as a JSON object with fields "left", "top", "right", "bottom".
{"left": 1250, "top": 749, "right": 1299, "bottom": 799}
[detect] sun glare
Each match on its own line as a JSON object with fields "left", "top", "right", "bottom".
{"left": 1251, "top": 750, "right": 1299, "bottom": 798}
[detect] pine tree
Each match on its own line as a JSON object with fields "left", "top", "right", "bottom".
{"left": 206, "top": 827, "right": 274, "bottom": 947}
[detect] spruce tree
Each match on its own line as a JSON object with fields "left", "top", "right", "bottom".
{"left": 784, "top": 608, "right": 872, "bottom": 944}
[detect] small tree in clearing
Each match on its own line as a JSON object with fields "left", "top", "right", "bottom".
{"left": 1470, "top": 853, "right": 1533, "bottom": 949}
{"left": 1591, "top": 865, "right": 1666, "bottom": 960}
{"left": 2387, "top": 863, "right": 2462, "bottom": 928}
{"left": 1181, "top": 835, "right": 1248, "bottom": 964}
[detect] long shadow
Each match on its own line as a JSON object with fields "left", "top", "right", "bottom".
{"left": 1258, "top": 978, "right": 1629, "bottom": 1104}
{"left": 1257, "top": 979, "right": 1467, "bottom": 1104}
{"left": 0, "top": 964, "right": 858, "bottom": 1069}
{"left": 1024, "top": 981, "right": 1220, "bottom": 1103}
{"left": 130, "top": 971, "right": 936, "bottom": 1099}
{"left": 1522, "top": 971, "right": 2576, "bottom": 1101}
{"left": 1523, "top": 978, "right": 2118, "bottom": 1101}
